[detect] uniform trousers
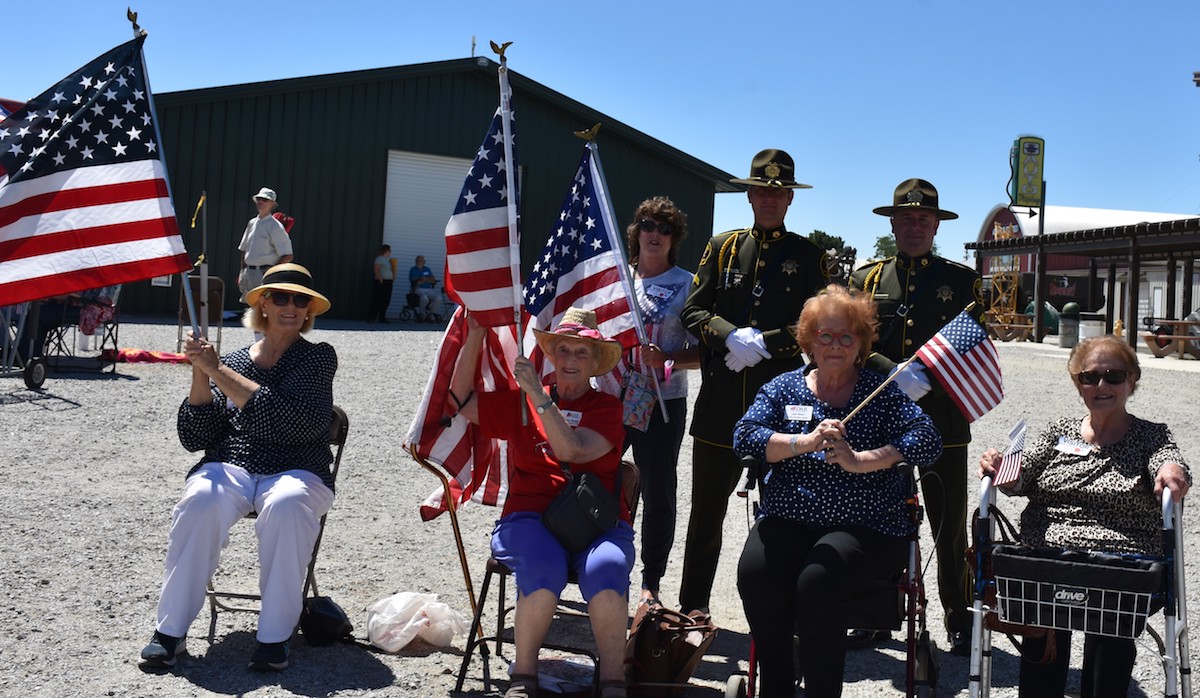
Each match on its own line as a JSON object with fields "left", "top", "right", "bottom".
{"left": 678, "top": 439, "right": 742, "bottom": 612}
{"left": 622, "top": 396, "right": 687, "bottom": 592}
{"left": 154, "top": 462, "right": 334, "bottom": 643}
{"left": 920, "top": 443, "right": 972, "bottom": 632}
{"left": 738, "top": 517, "right": 907, "bottom": 697}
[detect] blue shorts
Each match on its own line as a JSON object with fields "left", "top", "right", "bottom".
{"left": 491, "top": 511, "right": 635, "bottom": 601}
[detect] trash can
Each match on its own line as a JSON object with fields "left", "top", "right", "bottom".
{"left": 1025, "top": 300, "right": 1060, "bottom": 335}
{"left": 1059, "top": 302, "right": 1080, "bottom": 348}
{"left": 1079, "top": 313, "right": 1106, "bottom": 340}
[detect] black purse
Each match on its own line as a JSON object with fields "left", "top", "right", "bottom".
{"left": 300, "top": 595, "right": 354, "bottom": 646}
{"left": 542, "top": 463, "right": 619, "bottom": 554}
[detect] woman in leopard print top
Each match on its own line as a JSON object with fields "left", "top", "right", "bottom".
{"left": 979, "top": 335, "right": 1190, "bottom": 698}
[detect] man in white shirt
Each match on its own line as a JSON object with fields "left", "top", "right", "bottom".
{"left": 237, "top": 187, "right": 294, "bottom": 301}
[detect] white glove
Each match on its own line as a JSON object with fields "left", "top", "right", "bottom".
{"left": 725, "top": 328, "right": 771, "bottom": 368}
{"left": 724, "top": 350, "right": 750, "bottom": 373}
{"left": 890, "top": 363, "right": 932, "bottom": 401}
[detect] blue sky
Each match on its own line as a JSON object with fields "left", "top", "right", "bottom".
{"left": 9, "top": 1, "right": 1200, "bottom": 264}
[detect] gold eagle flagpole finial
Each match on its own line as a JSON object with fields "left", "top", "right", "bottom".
{"left": 573, "top": 123, "right": 602, "bottom": 142}
{"left": 489, "top": 41, "right": 513, "bottom": 64}
{"left": 127, "top": 7, "right": 140, "bottom": 32}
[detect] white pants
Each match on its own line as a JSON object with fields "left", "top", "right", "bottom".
{"left": 414, "top": 286, "right": 442, "bottom": 317}
{"left": 154, "top": 462, "right": 334, "bottom": 643}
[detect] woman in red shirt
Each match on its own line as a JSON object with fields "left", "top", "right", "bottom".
{"left": 449, "top": 307, "right": 632, "bottom": 698}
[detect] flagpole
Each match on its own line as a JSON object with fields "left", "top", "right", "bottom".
{"left": 843, "top": 301, "right": 978, "bottom": 424}
{"left": 131, "top": 13, "right": 199, "bottom": 338}
{"left": 585, "top": 135, "right": 669, "bottom": 422}
{"left": 190, "top": 192, "right": 210, "bottom": 341}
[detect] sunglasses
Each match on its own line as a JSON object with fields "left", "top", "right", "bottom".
{"left": 1076, "top": 369, "right": 1128, "bottom": 386}
{"left": 264, "top": 290, "right": 313, "bottom": 308}
{"left": 815, "top": 330, "right": 856, "bottom": 347}
{"left": 638, "top": 218, "right": 675, "bottom": 236}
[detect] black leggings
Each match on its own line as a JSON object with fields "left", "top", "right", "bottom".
{"left": 737, "top": 517, "right": 907, "bottom": 698}
{"left": 1018, "top": 629, "right": 1137, "bottom": 698}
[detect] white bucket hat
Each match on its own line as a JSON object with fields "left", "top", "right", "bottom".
{"left": 252, "top": 187, "right": 278, "bottom": 203}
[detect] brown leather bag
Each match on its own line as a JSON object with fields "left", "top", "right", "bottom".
{"left": 625, "top": 605, "right": 717, "bottom": 697}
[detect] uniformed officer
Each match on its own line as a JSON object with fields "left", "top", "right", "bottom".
{"left": 848, "top": 178, "right": 984, "bottom": 656}
{"left": 678, "top": 149, "right": 829, "bottom": 616}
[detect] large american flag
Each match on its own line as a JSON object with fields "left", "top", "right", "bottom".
{"left": 523, "top": 144, "right": 637, "bottom": 369}
{"left": 914, "top": 309, "right": 1004, "bottom": 423}
{"left": 0, "top": 36, "right": 189, "bottom": 306}
{"left": 405, "top": 305, "right": 522, "bottom": 520}
{"left": 442, "top": 105, "right": 521, "bottom": 328}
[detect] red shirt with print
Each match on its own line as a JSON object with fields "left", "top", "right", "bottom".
{"left": 477, "top": 388, "right": 627, "bottom": 522}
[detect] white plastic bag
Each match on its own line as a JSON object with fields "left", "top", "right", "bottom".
{"left": 366, "top": 591, "right": 469, "bottom": 652}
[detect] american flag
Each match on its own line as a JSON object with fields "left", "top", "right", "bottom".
{"left": 405, "top": 305, "right": 523, "bottom": 520}
{"left": 0, "top": 99, "right": 22, "bottom": 119}
{"left": 914, "top": 309, "right": 1004, "bottom": 423}
{"left": 994, "top": 419, "right": 1026, "bottom": 486}
{"left": 443, "top": 104, "right": 521, "bottom": 328}
{"left": 0, "top": 36, "right": 189, "bottom": 306}
{"left": 523, "top": 143, "right": 637, "bottom": 371}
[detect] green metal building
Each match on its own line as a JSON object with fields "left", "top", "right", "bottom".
{"left": 122, "top": 57, "right": 737, "bottom": 319}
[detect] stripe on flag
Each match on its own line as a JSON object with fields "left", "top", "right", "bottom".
{"left": 994, "top": 418, "right": 1026, "bottom": 486}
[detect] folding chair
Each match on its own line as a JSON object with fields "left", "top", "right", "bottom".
{"left": 454, "top": 460, "right": 641, "bottom": 695}
{"left": 205, "top": 405, "right": 350, "bottom": 640}
{"left": 42, "top": 286, "right": 121, "bottom": 374}
{"left": 177, "top": 275, "right": 225, "bottom": 354}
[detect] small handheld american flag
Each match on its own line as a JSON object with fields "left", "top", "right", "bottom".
{"left": 994, "top": 419, "right": 1026, "bottom": 486}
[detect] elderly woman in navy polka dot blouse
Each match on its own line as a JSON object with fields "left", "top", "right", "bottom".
{"left": 139, "top": 263, "right": 337, "bottom": 674}
{"left": 733, "top": 284, "right": 942, "bottom": 697}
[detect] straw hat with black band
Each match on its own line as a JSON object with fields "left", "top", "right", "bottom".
{"left": 244, "top": 263, "right": 332, "bottom": 316}
{"left": 532, "top": 307, "right": 622, "bottom": 376}
{"left": 729, "top": 148, "right": 812, "bottom": 189}
{"left": 872, "top": 178, "right": 958, "bottom": 220}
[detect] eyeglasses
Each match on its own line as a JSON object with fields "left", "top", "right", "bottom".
{"left": 815, "top": 330, "right": 856, "bottom": 347}
{"left": 638, "top": 218, "right": 675, "bottom": 236}
{"left": 1076, "top": 369, "right": 1128, "bottom": 386}
{"left": 264, "top": 290, "right": 313, "bottom": 308}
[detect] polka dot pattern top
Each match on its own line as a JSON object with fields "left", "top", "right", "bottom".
{"left": 734, "top": 365, "right": 942, "bottom": 536}
{"left": 177, "top": 338, "right": 338, "bottom": 491}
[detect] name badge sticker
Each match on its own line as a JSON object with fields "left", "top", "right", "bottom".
{"left": 1054, "top": 436, "right": 1092, "bottom": 456}
{"left": 646, "top": 284, "right": 674, "bottom": 301}
{"left": 785, "top": 404, "right": 813, "bottom": 421}
{"left": 560, "top": 409, "right": 583, "bottom": 428}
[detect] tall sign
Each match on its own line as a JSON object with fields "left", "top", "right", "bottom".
{"left": 1010, "top": 135, "right": 1046, "bottom": 208}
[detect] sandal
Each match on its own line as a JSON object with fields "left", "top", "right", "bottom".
{"left": 599, "top": 679, "right": 628, "bottom": 698}
{"left": 503, "top": 673, "right": 538, "bottom": 698}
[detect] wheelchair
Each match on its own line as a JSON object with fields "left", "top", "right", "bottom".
{"left": 968, "top": 476, "right": 1192, "bottom": 698}
{"left": 397, "top": 291, "right": 443, "bottom": 323}
{"left": 725, "top": 457, "right": 938, "bottom": 698}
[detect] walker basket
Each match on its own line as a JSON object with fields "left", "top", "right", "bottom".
{"left": 992, "top": 545, "right": 1163, "bottom": 639}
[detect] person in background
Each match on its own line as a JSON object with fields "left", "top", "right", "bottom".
{"left": 448, "top": 307, "right": 633, "bottom": 698}
{"left": 138, "top": 263, "right": 335, "bottom": 674}
{"left": 847, "top": 178, "right": 984, "bottom": 655}
{"left": 979, "top": 335, "right": 1189, "bottom": 698}
{"left": 237, "top": 187, "right": 294, "bottom": 303}
{"left": 408, "top": 255, "right": 442, "bottom": 322}
{"left": 735, "top": 285, "right": 941, "bottom": 696}
{"left": 596, "top": 196, "right": 699, "bottom": 608}
{"left": 369, "top": 244, "right": 397, "bottom": 323}
{"left": 678, "top": 149, "right": 829, "bottom": 619}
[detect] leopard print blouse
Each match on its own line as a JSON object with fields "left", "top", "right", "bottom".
{"left": 1001, "top": 415, "right": 1190, "bottom": 556}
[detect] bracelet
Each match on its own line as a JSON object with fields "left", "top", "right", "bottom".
{"left": 789, "top": 433, "right": 800, "bottom": 456}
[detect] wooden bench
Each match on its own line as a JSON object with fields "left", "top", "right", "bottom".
{"left": 988, "top": 322, "right": 1035, "bottom": 342}
{"left": 1140, "top": 332, "right": 1200, "bottom": 359}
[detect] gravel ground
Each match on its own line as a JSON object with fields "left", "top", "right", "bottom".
{"left": 0, "top": 315, "right": 1196, "bottom": 697}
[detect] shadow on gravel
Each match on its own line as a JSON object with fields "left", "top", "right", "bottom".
{"left": 177, "top": 630, "right": 396, "bottom": 696}
{"left": 0, "top": 388, "right": 82, "bottom": 409}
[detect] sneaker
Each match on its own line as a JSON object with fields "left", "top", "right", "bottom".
{"left": 139, "top": 631, "right": 186, "bottom": 671}
{"left": 248, "top": 640, "right": 290, "bottom": 671}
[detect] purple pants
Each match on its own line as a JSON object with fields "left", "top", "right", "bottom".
{"left": 491, "top": 512, "right": 634, "bottom": 601}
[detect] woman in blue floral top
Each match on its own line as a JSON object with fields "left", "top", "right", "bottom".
{"left": 734, "top": 285, "right": 941, "bottom": 697}
{"left": 139, "top": 264, "right": 336, "bottom": 674}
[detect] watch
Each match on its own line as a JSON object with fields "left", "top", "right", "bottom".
{"left": 535, "top": 398, "right": 555, "bottom": 415}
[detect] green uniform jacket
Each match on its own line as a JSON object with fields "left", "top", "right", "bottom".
{"left": 682, "top": 226, "right": 829, "bottom": 447}
{"left": 849, "top": 251, "right": 984, "bottom": 445}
